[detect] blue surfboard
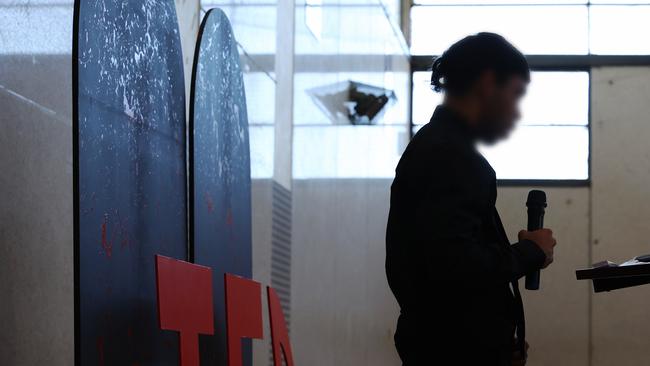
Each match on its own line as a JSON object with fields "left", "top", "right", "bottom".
{"left": 74, "top": 1, "right": 187, "bottom": 364}
{"left": 189, "top": 8, "right": 253, "bottom": 366}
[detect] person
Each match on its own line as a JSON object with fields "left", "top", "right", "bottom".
{"left": 385, "top": 33, "right": 557, "bottom": 366}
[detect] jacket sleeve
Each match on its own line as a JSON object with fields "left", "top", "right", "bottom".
{"left": 415, "top": 152, "right": 547, "bottom": 285}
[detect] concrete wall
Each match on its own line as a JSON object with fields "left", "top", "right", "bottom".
{"left": 0, "top": 55, "right": 74, "bottom": 365}
{"left": 0, "top": 1, "right": 74, "bottom": 363}
{"left": 291, "top": 181, "right": 590, "bottom": 366}
{"left": 498, "top": 187, "right": 590, "bottom": 366}
{"left": 590, "top": 67, "right": 650, "bottom": 366}
{"left": 292, "top": 179, "right": 401, "bottom": 365}
{"left": 250, "top": 180, "right": 275, "bottom": 365}
{"left": 290, "top": 67, "right": 650, "bottom": 366}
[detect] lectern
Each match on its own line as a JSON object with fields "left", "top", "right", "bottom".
{"left": 576, "top": 257, "right": 650, "bottom": 292}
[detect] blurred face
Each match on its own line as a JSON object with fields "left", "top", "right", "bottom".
{"left": 475, "top": 71, "right": 528, "bottom": 144}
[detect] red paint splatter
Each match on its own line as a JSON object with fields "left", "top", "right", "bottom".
{"left": 205, "top": 191, "right": 214, "bottom": 213}
{"left": 226, "top": 208, "right": 233, "bottom": 226}
{"left": 101, "top": 215, "right": 113, "bottom": 258}
{"left": 99, "top": 211, "right": 131, "bottom": 257}
{"left": 96, "top": 336, "right": 105, "bottom": 366}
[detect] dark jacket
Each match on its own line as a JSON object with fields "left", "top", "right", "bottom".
{"left": 386, "top": 106, "right": 546, "bottom": 365}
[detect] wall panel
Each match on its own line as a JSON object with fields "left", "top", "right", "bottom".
{"left": 591, "top": 67, "right": 650, "bottom": 366}
{"left": 292, "top": 179, "right": 402, "bottom": 366}
{"left": 75, "top": 1, "right": 187, "bottom": 363}
{"left": 498, "top": 187, "right": 590, "bottom": 366}
{"left": 0, "top": 2, "right": 74, "bottom": 364}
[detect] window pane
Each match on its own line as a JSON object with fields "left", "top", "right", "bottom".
{"left": 410, "top": 5, "right": 588, "bottom": 55}
{"left": 412, "top": 71, "right": 443, "bottom": 124}
{"left": 479, "top": 125, "right": 589, "bottom": 180}
{"left": 250, "top": 126, "right": 275, "bottom": 178}
{"left": 244, "top": 72, "right": 276, "bottom": 125}
{"left": 590, "top": 0, "right": 650, "bottom": 3}
{"left": 296, "top": 4, "right": 406, "bottom": 55}
{"left": 414, "top": 0, "right": 586, "bottom": 4}
{"left": 590, "top": 5, "right": 650, "bottom": 55}
{"left": 522, "top": 71, "right": 589, "bottom": 126}
{"left": 0, "top": 1, "right": 73, "bottom": 54}
{"left": 412, "top": 71, "right": 588, "bottom": 126}
{"left": 293, "top": 125, "right": 409, "bottom": 178}
{"left": 211, "top": 4, "right": 277, "bottom": 54}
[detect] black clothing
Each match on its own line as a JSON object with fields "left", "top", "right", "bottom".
{"left": 385, "top": 106, "right": 546, "bottom": 365}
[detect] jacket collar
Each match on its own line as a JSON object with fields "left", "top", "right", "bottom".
{"left": 429, "top": 104, "right": 477, "bottom": 145}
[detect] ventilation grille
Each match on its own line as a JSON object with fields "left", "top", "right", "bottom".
{"left": 270, "top": 181, "right": 292, "bottom": 327}
{"left": 269, "top": 181, "right": 292, "bottom": 365}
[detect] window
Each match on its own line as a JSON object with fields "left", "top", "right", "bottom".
{"left": 409, "top": 1, "right": 650, "bottom": 183}
{"left": 412, "top": 71, "right": 589, "bottom": 180}
{"left": 410, "top": 5, "right": 588, "bottom": 56}
{"left": 410, "top": 1, "right": 650, "bottom": 182}
{"left": 410, "top": 1, "right": 650, "bottom": 56}
{"left": 0, "top": 0, "right": 73, "bottom": 55}
{"left": 589, "top": 5, "right": 650, "bottom": 55}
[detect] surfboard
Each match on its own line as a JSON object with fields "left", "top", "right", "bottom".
{"left": 74, "top": 1, "right": 187, "bottom": 363}
{"left": 189, "top": 8, "right": 253, "bottom": 365}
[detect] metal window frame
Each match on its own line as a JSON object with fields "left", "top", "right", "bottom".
{"left": 404, "top": 0, "right": 650, "bottom": 186}
{"left": 409, "top": 54, "right": 650, "bottom": 187}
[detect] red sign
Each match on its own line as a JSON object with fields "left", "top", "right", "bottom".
{"left": 155, "top": 255, "right": 294, "bottom": 366}
{"left": 225, "top": 273, "right": 263, "bottom": 366}
{"left": 268, "top": 287, "right": 295, "bottom": 366}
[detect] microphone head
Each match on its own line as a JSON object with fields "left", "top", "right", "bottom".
{"left": 526, "top": 190, "right": 547, "bottom": 208}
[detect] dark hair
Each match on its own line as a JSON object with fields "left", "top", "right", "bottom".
{"left": 431, "top": 32, "right": 529, "bottom": 96}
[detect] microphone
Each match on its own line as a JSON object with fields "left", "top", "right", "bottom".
{"left": 525, "top": 190, "right": 547, "bottom": 291}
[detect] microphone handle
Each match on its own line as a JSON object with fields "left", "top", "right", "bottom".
{"left": 524, "top": 210, "right": 544, "bottom": 290}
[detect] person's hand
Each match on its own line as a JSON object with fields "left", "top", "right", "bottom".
{"left": 519, "top": 228, "right": 557, "bottom": 268}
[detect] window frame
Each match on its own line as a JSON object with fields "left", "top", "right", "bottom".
{"left": 410, "top": 52, "right": 650, "bottom": 187}
{"left": 408, "top": 1, "right": 650, "bottom": 186}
